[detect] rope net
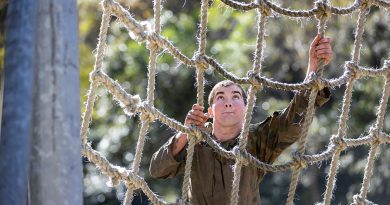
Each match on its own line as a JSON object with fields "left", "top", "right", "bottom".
{"left": 80, "top": 0, "right": 390, "bottom": 204}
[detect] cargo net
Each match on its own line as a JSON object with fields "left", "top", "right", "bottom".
{"left": 80, "top": 0, "right": 390, "bottom": 204}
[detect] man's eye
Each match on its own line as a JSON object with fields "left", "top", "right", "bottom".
{"left": 233, "top": 95, "right": 240, "bottom": 99}
{"left": 217, "top": 96, "right": 224, "bottom": 100}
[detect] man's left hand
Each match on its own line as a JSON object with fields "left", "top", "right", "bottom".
{"left": 308, "top": 34, "right": 333, "bottom": 75}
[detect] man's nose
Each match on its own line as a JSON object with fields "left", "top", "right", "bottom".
{"left": 224, "top": 102, "right": 232, "bottom": 108}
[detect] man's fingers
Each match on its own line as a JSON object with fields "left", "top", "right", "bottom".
{"left": 187, "top": 113, "right": 205, "bottom": 122}
{"left": 317, "top": 54, "right": 333, "bottom": 59}
{"left": 311, "top": 36, "right": 332, "bottom": 48}
{"left": 186, "top": 116, "right": 202, "bottom": 124}
{"left": 192, "top": 104, "right": 204, "bottom": 111}
{"left": 315, "top": 49, "right": 332, "bottom": 55}
{"left": 319, "top": 37, "right": 332, "bottom": 44}
{"left": 189, "top": 110, "right": 209, "bottom": 120}
{"left": 188, "top": 111, "right": 209, "bottom": 121}
{"left": 310, "top": 34, "right": 322, "bottom": 47}
{"left": 186, "top": 116, "right": 205, "bottom": 127}
{"left": 315, "top": 44, "right": 331, "bottom": 50}
{"left": 185, "top": 104, "right": 208, "bottom": 127}
{"left": 188, "top": 119, "right": 202, "bottom": 125}
{"left": 315, "top": 50, "right": 332, "bottom": 56}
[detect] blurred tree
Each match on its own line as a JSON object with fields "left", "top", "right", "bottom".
{"left": 78, "top": 0, "right": 389, "bottom": 204}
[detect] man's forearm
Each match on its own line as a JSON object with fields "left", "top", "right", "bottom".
{"left": 172, "top": 132, "right": 188, "bottom": 156}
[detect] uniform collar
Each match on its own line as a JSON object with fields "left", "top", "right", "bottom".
{"left": 211, "top": 134, "right": 240, "bottom": 150}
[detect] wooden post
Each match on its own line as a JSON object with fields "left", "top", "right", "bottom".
{"left": 0, "top": 0, "right": 82, "bottom": 204}
{"left": 0, "top": 1, "right": 35, "bottom": 204}
{"left": 28, "top": 1, "right": 82, "bottom": 205}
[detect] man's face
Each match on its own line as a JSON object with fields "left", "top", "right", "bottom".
{"left": 208, "top": 85, "right": 246, "bottom": 128}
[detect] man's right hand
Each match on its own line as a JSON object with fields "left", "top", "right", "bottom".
{"left": 184, "top": 104, "right": 209, "bottom": 129}
{"left": 172, "top": 104, "right": 209, "bottom": 156}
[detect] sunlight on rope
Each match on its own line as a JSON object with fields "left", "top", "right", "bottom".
{"left": 80, "top": 0, "right": 390, "bottom": 204}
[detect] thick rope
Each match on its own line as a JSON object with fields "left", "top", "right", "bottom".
{"left": 374, "top": 75, "right": 390, "bottom": 132}
{"left": 286, "top": 1, "right": 330, "bottom": 202}
{"left": 80, "top": 0, "right": 390, "bottom": 205}
{"left": 86, "top": 65, "right": 390, "bottom": 204}
{"left": 181, "top": 136, "right": 196, "bottom": 202}
{"left": 230, "top": 9, "right": 268, "bottom": 205}
{"left": 352, "top": 2, "right": 370, "bottom": 64}
{"left": 80, "top": 7, "right": 111, "bottom": 145}
{"left": 89, "top": 58, "right": 390, "bottom": 205}
{"left": 322, "top": 4, "right": 370, "bottom": 204}
{"left": 82, "top": 144, "right": 167, "bottom": 205}
{"left": 315, "top": 0, "right": 330, "bottom": 37}
{"left": 181, "top": 0, "right": 209, "bottom": 201}
{"left": 123, "top": 1, "right": 162, "bottom": 203}
{"left": 220, "top": 0, "right": 364, "bottom": 16}
{"left": 323, "top": 77, "right": 355, "bottom": 205}
{"left": 221, "top": 0, "right": 384, "bottom": 18}
{"left": 358, "top": 75, "right": 390, "bottom": 200}
{"left": 286, "top": 87, "right": 318, "bottom": 205}
{"left": 124, "top": 116, "right": 150, "bottom": 204}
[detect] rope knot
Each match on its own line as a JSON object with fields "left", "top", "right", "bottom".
{"left": 315, "top": 0, "right": 331, "bottom": 21}
{"left": 369, "top": 126, "right": 384, "bottom": 145}
{"left": 107, "top": 176, "right": 120, "bottom": 187}
{"left": 106, "top": 165, "right": 126, "bottom": 187}
{"left": 194, "top": 130, "right": 203, "bottom": 143}
{"left": 145, "top": 33, "right": 161, "bottom": 49}
{"left": 140, "top": 107, "right": 155, "bottom": 123}
{"left": 345, "top": 61, "right": 360, "bottom": 79}
{"left": 125, "top": 171, "right": 143, "bottom": 189}
{"left": 308, "top": 72, "right": 325, "bottom": 90}
{"left": 204, "top": 122, "right": 213, "bottom": 134}
{"left": 193, "top": 53, "right": 209, "bottom": 70}
{"left": 247, "top": 71, "right": 262, "bottom": 89}
{"left": 256, "top": 0, "right": 272, "bottom": 16}
{"left": 146, "top": 33, "right": 160, "bottom": 52}
{"left": 124, "top": 95, "right": 142, "bottom": 116}
{"left": 89, "top": 70, "right": 103, "bottom": 82}
{"left": 292, "top": 151, "right": 307, "bottom": 169}
{"left": 232, "top": 146, "right": 249, "bottom": 166}
{"left": 188, "top": 125, "right": 203, "bottom": 143}
{"left": 359, "top": 0, "right": 373, "bottom": 9}
{"left": 330, "top": 135, "right": 347, "bottom": 151}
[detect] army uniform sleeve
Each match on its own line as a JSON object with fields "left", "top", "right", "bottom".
{"left": 149, "top": 135, "right": 187, "bottom": 179}
{"left": 250, "top": 87, "right": 331, "bottom": 164}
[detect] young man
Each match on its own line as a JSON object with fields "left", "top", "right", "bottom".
{"left": 149, "top": 35, "right": 333, "bottom": 205}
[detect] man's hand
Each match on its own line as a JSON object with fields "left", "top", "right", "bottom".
{"left": 172, "top": 104, "right": 209, "bottom": 156}
{"left": 184, "top": 104, "right": 209, "bottom": 129}
{"left": 307, "top": 34, "right": 333, "bottom": 77}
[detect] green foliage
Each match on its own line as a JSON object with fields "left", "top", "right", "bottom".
{"left": 78, "top": 0, "right": 390, "bottom": 204}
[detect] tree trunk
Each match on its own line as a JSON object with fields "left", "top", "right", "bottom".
{"left": 0, "top": 0, "right": 82, "bottom": 204}
{"left": 28, "top": 0, "right": 82, "bottom": 205}
{"left": 0, "top": 1, "right": 35, "bottom": 204}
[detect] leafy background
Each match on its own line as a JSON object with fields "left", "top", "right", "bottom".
{"left": 77, "top": 0, "right": 390, "bottom": 204}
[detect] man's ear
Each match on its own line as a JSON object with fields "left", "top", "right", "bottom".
{"left": 208, "top": 107, "right": 213, "bottom": 118}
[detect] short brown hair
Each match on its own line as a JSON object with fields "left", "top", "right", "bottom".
{"left": 208, "top": 80, "right": 247, "bottom": 106}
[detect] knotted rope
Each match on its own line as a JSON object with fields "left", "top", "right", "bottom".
{"left": 80, "top": 0, "right": 390, "bottom": 204}
{"left": 230, "top": 7, "right": 269, "bottom": 205}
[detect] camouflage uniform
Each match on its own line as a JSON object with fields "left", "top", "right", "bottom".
{"left": 150, "top": 88, "right": 331, "bottom": 205}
